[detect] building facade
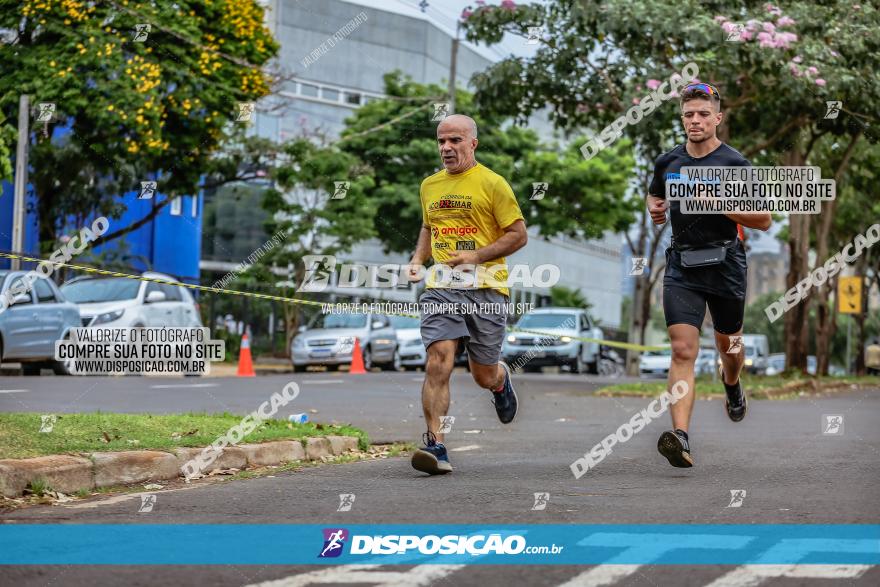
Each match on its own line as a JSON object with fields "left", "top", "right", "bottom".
{"left": 199, "top": 0, "right": 626, "bottom": 329}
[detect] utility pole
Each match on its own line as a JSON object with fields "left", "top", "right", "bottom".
{"left": 11, "top": 94, "right": 30, "bottom": 270}
{"left": 448, "top": 21, "right": 459, "bottom": 114}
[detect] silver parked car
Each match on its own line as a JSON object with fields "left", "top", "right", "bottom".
{"left": 388, "top": 314, "right": 425, "bottom": 370}
{"left": 291, "top": 313, "right": 399, "bottom": 372}
{"left": 0, "top": 271, "right": 81, "bottom": 375}
{"left": 502, "top": 307, "right": 602, "bottom": 373}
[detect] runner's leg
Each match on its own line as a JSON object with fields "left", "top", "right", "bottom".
{"left": 463, "top": 290, "right": 517, "bottom": 424}
{"left": 668, "top": 323, "right": 700, "bottom": 432}
{"left": 422, "top": 339, "right": 457, "bottom": 443}
{"left": 715, "top": 328, "right": 745, "bottom": 385}
{"left": 708, "top": 295, "right": 748, "bottom": 422}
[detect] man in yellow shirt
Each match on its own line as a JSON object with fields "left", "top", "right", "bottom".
{"left": 407, "top": 114, "right": 528, "bottom": 475}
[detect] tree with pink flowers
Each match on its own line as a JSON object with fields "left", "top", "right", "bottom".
{"left": 460, "top": 0, "right": 880, "bottom": 373}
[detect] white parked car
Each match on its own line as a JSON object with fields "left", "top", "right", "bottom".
{"left": 389, "top": 314, "right": 425, "bottom": 370}
{"left": 60, "top": 272, "right": 202, "bottom": 328}
{"left": 639, "top": 348, "right": 672, "bottom": 377}
{"left": 695, "top": 346, "right": 719, "bottom": 376}
{"left": 765, "top": 352, "right": 786, "bottom": 376}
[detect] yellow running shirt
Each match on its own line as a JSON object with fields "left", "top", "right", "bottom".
{"left": 420, "top": 162, "right": 524, "bottom": 296}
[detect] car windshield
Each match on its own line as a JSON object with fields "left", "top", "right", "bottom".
{"left": 517, "top": 313, "right": 577, "bottom": 329}
{"left": 388, "top": 315, "right": 420, "bottom": 329}
{"left": 321, "top": 314, "right": 367, "bottom": 329}
{"left": 61, "top": 278, "right": 140, "bottom": 303}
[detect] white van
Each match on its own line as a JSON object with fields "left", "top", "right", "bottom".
{"left": 742, "top": 334, "right": 770, "bottom": 375}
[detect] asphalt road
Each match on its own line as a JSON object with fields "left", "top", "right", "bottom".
{"left": 1, "top": 371, "right": 878, "bottom": 586}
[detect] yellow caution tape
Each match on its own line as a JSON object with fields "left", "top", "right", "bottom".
{"left": 0, "top": 252, "right": 669, "bottom": 352}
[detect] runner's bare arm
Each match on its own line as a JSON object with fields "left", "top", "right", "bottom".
{"left": 723, "top": 212, "right": 771, "bottom": 231}
{"left": 446, "top": 220, "right": 527, "bottom": 267}
{"left": 406, "top": 224, "right": 433, "bottom": 281}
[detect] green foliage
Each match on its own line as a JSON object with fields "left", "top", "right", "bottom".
{"left": 0, "top": 0, "right": 279, "bottom": 245}
{"left": 549, "top": 285, "right": 592, "bottom": 310}
{"left": 0, "top": 412, "right": 369, "bottom": 459}
{"left": 744, "top": 291, "right": 786, "bottom": 353}
{"left": 462, "top": 0, "right": 880, "bottom": 162}
{"left": 338, "top": 72, "right": 638, "bottom": 253}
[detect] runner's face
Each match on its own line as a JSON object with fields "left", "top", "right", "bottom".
{"left": 437, "top": 123, "right": 477, "bottom": 173}
{"left": 681, "top": 98, "right": 722, "bottom": 143}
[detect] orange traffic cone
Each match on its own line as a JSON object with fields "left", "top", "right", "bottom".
{"left": 349, "top": 337, "right": 367, "bottom": 374}
{"left": 237, "top": 333, "right": 256, "bottom": 377}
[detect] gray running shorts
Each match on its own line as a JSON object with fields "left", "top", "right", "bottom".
{"left": 419, "top": 288, "right": 508, "bottom": 365}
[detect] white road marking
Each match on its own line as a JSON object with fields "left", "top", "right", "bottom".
{"left": 704, "top": 565, "right": 872, "bottom": 586}
{"left": 450, "top": 445, "right": 481, "bottom": 452}
{"left": 306, "top": 380, "right": 343, "bottom": 384}
{"left": 558, "top": 565, "right": 642, "bottom": 586}
{"left": 150, "top": 383, "right": 219, "bottom": 389}
{"left": 244, "top": 564, "right": 464, "bottom": 586}
{"left": 0, "top": 389, "right": 29, "bottom": 394}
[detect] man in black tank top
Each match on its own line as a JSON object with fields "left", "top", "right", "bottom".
{"left": 646, "top": 83, "right": 771, "bottom": 468}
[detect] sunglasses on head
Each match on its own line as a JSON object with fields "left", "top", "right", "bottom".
{"left": 683, "top": 83, "right": 721, "bottom": 99}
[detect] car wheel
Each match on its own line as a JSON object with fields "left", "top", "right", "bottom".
{"left": 326, "top": 364, "right": 339, "bottom": 372}
{"left": 362, "top": 347, "right": 373, "bottom": 371}
{"left": 382, "top": 349, "right": 401, "bottom": 371}
{"left": 52, "top": 334, "right": 74, "bottom": 375}
{"left": 293, "top": 364, "right": 308, "bottom": 373}
{"left": 570, "top": 345, "right": 586, "bottom": 373}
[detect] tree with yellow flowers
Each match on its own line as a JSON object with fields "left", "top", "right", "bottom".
{"left": 0, "top": 0, "right": 279, "bottom": 247}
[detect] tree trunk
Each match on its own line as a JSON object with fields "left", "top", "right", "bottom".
{"left": 783, "top": 150, "right": 810, "bottom": 372}
{"left": 814, "top": 201, "right": 835, "bottom": 376}
{"left": 626, "top": 272, "right": 646, "bottom": 376}
{"left": 854, "top": 253, "right": 869, "bottom": 375}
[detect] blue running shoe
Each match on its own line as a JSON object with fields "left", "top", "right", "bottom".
{"left": 491, "top": 361, "right": 518, "bottom": 424}
{"left": 411, "top": 431, "right": 452, "bottom": 475}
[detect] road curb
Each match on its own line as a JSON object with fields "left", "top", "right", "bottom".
{"left": 0, "top": 436, "right": 360, "bottom": 497}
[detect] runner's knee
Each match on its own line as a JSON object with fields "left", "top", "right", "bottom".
{"left": 425, "top": 345, "right": 454, "bottom": 378}
{"left": 670, "top": 339, "right": 698, "bottom": 363}
{"left": 470, "top": 365, "right": 499, "bottom": 389}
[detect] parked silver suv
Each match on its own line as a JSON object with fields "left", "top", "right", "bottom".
{"left": 502, "top": 307, "right": 603, "bottom": 373}
{"left": 291, "top": 313, "right": 399, "bottom": 372}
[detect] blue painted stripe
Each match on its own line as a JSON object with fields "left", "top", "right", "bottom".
{"left": 0, "top": 524, "right": 877, "bottom": 565}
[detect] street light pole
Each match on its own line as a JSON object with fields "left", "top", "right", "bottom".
{"left": 448, "top": 21, "right": 459, "bottom": 114}
{"left": 11, "top": 94, "right": 30, "bottom": 270}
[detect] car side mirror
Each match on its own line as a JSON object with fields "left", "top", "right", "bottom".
{"left": 371, "top": 321, "right": 383, "bottom": 329}
{"left": 145, "top": 290, "right": 166, "bottom": 303}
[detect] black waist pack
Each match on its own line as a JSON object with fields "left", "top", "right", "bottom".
{"left": 675, "top": 240, "right": 735, "bottom": 268}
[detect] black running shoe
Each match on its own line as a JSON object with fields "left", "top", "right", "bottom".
{"left": 491, "top": 361, "right": 518, "bottom": 424}
{"left": 657, "top": 429, "right": 694, "bottom": 468}
{"left": 411, "top": 431, "right": 452, "bottom": 475}
{"left": 720, "top": 367, "right": 748, "bottom": 422}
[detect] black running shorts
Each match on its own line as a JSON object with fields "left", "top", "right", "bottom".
{"left": 662, "top": 284, "right": 744, "bottom": 335}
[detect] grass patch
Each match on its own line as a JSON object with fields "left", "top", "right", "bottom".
{"left": 597, "top": 374, "right": 879, "bottom": 399}
{"left": 27, "top": 477, "right": 49, "bottom": 497}
{"left": 0, "top": 412, "right": 368, "bottom": 460}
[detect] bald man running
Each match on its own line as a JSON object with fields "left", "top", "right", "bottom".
{"left": 407, "top": 114, "right": 528, "bottom": 475}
